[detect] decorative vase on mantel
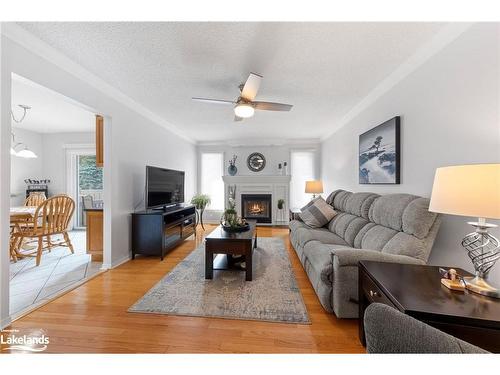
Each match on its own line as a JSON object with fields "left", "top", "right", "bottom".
{"left": 228, "top": 164, "right": 237, "bottom": 176}
{"left": 228, "top": 154, "right": 238, "bottom": 176}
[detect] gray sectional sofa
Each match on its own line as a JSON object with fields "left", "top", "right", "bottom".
{"left": 289, "top": 189, "right": 441, "bottom": 318}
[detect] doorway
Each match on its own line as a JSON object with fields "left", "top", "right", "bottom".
{"left": 66, "top": 149, "right": 103, "bottom": 229}
{"left": 8, "top": 74, "right": 105, "bottom": 318}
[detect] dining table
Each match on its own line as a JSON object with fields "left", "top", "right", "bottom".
{"left": 10, "top": 206, "right": 37, "bottom": 222}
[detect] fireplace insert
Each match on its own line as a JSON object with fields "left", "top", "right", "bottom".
{"left": 241, "top": 194, "right": 272, "bottom": 224}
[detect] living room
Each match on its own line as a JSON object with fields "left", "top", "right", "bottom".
{"left": 0, "top": 0, "right": 499, "bottom": 372}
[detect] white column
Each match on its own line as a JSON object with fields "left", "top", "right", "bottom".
{"left": 102, "top": 115, "right": 113, "bottom": 269}
{"left": 0, "top": 25, "right": 13, "bottom": 328}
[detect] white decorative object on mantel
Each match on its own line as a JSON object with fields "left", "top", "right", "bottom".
{"left": 222, "top": 175, "right": 291, "bottom": 225}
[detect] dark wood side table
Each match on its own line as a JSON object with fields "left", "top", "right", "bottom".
{"left": 358, "top": 261, "right": 500, "bottom": 353}
{"left": 205, "top": 220, "right": 257, "bottom": 281}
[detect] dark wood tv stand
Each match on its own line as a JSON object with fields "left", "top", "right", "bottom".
{"left": 131, "top": 203, "right": 196, "bottom": 260}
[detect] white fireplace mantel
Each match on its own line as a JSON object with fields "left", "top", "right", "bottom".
{"left": 223, "top": 174, "right": 291, "bottom": 225}
{"left": 222, "top": 175, "right": 291, "bottom": 184}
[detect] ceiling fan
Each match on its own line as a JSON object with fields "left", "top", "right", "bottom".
{"left": 192, "top": 72, "right": 293, "bottom": 121}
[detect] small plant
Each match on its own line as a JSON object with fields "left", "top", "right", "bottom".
{"left": 277, "top": 199, "right": 285, "bottom": 210}
{"left": 191, "top": 194, "right": 211, "bottom": 230}
{"left": 190, "top": 194, "right": 211, "bottom": 210}
{"left": 221, "top": 197, "right": 245, "bottom": 228}
{"left": 229, "top": 155, "right": 237, "bottom": 167}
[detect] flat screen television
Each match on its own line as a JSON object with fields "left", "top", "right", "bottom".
{"left": 145, "top": 166, "right": 185, "bottom": 209}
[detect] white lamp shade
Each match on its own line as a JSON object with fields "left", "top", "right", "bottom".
{"left": 234, "top": 103, "right": 255, "bottom": 118}
{"left": 429, "top": 164, "right": 500, "bottom": 219}
{"left": 16, "top": 147, "right": 38, "bottom": 159}
{"left": 305, "top": 180, "right": 323, "bottom": 194}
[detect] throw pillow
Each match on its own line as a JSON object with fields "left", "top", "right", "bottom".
{"left": 299, "top": 197, "right": 337, "bottom": 228}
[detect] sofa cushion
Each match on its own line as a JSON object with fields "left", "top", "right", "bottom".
{"left": 353, "top": 222, "right": 377, "bottom": 248}
{"left": 344, "top": 192, "right": 380, "bottom": 219}
{"left": 369, "top": 194, "right": 419, "bottom": 232}
{"left": 295, "top": 227, "right": 348, "bottom": 247}
{"left": 289, "top": 219, "right": 310, "bottom": 233}
{"left": 328, "top": 213, "right": 370, "bottom": 247}
{"left": 325, "top": 189, "right": 343, "bottom": 206}
{"left": 402, "top": 197, "right": 438, "bottom": 239}
{"left": 332, "top": 190, "right": 352, "bottom": 211}
{"left": 300, "top": 197, "right": 337, "bottom": 228}
{"left": 382, "top": 232, "right": 430, "bottom": 261}
{"left": 360, "top": 225, "right": 398, "bottom": 251}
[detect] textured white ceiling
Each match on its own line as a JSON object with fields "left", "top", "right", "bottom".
{"left": 17, "top": 22, "right": 445, "bottom": 142}
{"left": 11, "top": 74, "right": 95, "bottom": 134}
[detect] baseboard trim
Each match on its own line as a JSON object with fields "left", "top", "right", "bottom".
{"left": 103, "top": 255, "right": 132, "bottom": 270}
{"left": 1, "top": 316, "right": 12, "bottom": 330}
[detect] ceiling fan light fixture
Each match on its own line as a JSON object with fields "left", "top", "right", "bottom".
{"left": 234, "top": 103, "right": 255, "bottom": 118}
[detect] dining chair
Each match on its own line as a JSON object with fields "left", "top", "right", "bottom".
{"left": 24, "top": 192, "right": 47, "bottom": 207}
{"left": 82, "top": 195, "right": 94, "bottom": 209}
{"left": 9, "top": 226, "right": 20, "bottom": 262}
{"left": 81, "top": 195, "right": 94, "bottom": 226}
{"left": 11, "top": 195, "right": 76, "bottom": 266}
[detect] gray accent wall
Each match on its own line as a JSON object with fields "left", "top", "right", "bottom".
{"left": 321, "top": 24, "right": 500, "bottom": 285}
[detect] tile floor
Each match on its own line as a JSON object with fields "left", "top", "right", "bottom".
{"left": 9, "top": 230, "right": 102, "bottom": 318}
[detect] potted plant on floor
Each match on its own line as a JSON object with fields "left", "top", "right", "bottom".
{"left": 191, "top": 194, "right": 211, "bottom": 230}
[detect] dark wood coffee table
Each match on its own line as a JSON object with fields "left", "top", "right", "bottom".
{"left": 358, "top": 261, "right": 500, "bottom": 353}
{"left": 205, "top": 220, "right": 257, "bottom": 281}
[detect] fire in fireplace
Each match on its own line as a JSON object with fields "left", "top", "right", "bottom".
{"left": 241, "top": 194, "right": 272, "bottom": 223}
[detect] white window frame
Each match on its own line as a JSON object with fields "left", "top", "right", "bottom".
{"left": 65, "top": 144, "right": 96, "bottom": 230}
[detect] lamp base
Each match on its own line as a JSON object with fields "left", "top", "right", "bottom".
{"left": 463, "top": 276, "right": 500, "bottom": 299}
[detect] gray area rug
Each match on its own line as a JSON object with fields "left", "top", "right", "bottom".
{"left": 129, "top": 237, "right": 310, "bottom": 324}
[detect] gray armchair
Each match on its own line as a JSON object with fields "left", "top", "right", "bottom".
{"left": 364, "top": 303, "right": 488, "bottom": 353}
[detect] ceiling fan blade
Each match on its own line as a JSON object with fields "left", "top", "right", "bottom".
{"left": 234, "top": 115, "right": 243, "bottom": 122}
{"left": 240, "top": 72, "right": 262, "bottom": 101}
{"left": 192, "top": 97, "right": 235, "bottom": 105}
{"left": 253, "top": 101, "right": 293, "bottom": 112}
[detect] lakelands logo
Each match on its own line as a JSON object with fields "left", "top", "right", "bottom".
{"left": 1, "top": 329, "right": 49, "bottom": 352}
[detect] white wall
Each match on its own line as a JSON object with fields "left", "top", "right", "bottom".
{"left": 10, "top": 128, "right": 43, "bottom": 206}
{"left": 10, "top": 131, "right": 94, "bottom": 206}
{"left": 321, "top": 24, "right": 500, "bottom": 285}
{"left": 197, "top": 143, "right": 320, "bottom": 221}
{"left": 42, "top": 131, "right": 94, "bottom": 195}
{"left": 197, "top": 143, "right": 320, "bottom": 181}
{"left": 0, "top": 30, "right": 197, "bottom": 327}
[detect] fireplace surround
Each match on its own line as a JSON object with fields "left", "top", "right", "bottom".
{"left": 222, "top": 175, "right": 291, "bottom": 225}
{"left": 241, "top": 194, "right": 272, "bottom": 223}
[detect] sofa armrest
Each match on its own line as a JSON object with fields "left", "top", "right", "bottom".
{"left": 331, "top": 248, "right": 425, "bottom": 267}
{"left": 364, "top": 303, "right": 488, "bottom": 353}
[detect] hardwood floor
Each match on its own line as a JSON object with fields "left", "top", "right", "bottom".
{"left": 2, "top": 225, "right": 365, "bottom": 353}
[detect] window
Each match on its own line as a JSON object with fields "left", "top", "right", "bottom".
{"left": 77, "top": 155, "right": 103, "bottom": 227}
{"left": 290, "top": 150, "right": 316, "bottom": 209}
{"left": 200, "top": 152, "right": 224, "bottom": 211}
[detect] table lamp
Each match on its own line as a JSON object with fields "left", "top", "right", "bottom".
{"left": 429, "top": 164, "right": 500, "bottom": 298}
{"left": 305, "top": 180, "right": 323, "bottom": 199}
